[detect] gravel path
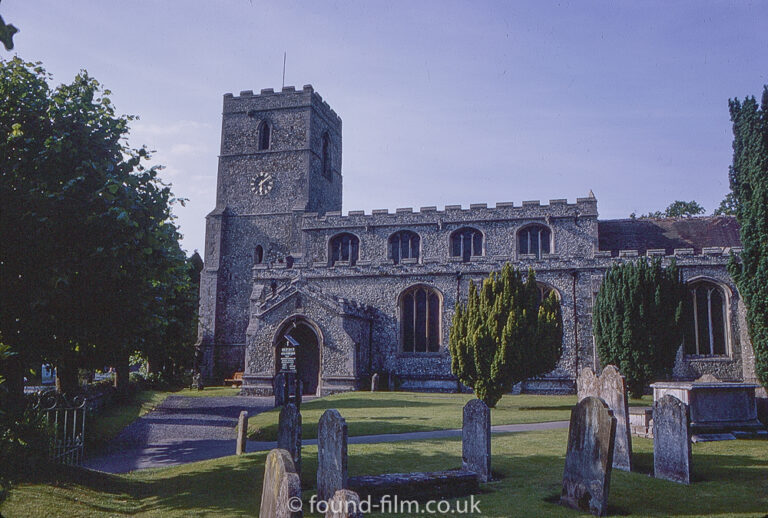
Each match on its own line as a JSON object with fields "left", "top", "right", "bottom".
{"left": 85, "top": 393, "right": 569, "bottom": 474}
{"left": 84, "top": 395, "right": 275, "bottom": 473}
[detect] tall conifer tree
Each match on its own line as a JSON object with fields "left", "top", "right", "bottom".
{"left": 727, "top": 87, "right": 768, "bottom": 389}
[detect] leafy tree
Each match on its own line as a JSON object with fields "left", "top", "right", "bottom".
{"left": 634, "top": 200, "right": 706, "bottom": 219}
{"left": 726, "top": 87, "right": 768, "bottom": 389}
{"left": 0, "top": 57, "right": 193, "bottom": 396}
{"left": 449, "top": 264, "right": 562, "bottom": 407}
{"left": 0, "top": 1, "right": 18, "bottom": 51}
{"left": 593, "top": 258, "right": 687, "bottom": 398}
{"left": 714, "top": 192, "right": 737, "bottom": 216}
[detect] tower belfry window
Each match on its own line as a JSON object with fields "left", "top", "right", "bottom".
{"left": 518, "top": 224, "right": 551, "bottom": 258}
{"left": 450, "top": 227, "right": 483, "bottom": 262}
{"left": 258, "top": 121, "right": 270, "bottom": 151}
{"left": 322, "top": 132, "right": 331, "bottom": 179}
{"left": 329, "top": 233, "right": 359, "bottom": 266}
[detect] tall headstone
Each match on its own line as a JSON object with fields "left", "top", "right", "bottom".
{"left": 259, "top": 448, "right": 302, "bottom": 518}
{"left": 370, "top": 373, "right": 380, "bottom": 392}
{"left": 578, "top": 365, "right": 632, "bottom": 471}
{"left": 325, "top": 489, "right": 363, "bottom": 518}
{"left": 236, "top": 410, "right": 248, "bottom": 455}
{"left": 317, "top": 409, "right": 348, "bottom": 501}
{"left": 278, "top": 403, "right": 302, "bottom": 475}
{"left": 462, "top": 399, "right": 491, "bottom": 482}
{"left": 560, "top": 396, "right": 617, "bottom": 517}
{"left": 653, "top": 394, "right": 692, "bottom": 484}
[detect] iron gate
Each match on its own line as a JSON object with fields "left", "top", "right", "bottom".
{"left": 34, "top": 390, "right": 86, "bottom": 466}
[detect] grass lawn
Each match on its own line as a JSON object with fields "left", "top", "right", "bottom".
{"left": 247, "top": 392, "right": 654, "bottom": 441}
{"left": 87, "top": 386, "right": 241, "bottom": 451}
{"left": 3, "top": 429, "right": 766, "bottom": 517}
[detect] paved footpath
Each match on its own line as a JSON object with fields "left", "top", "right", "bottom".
{"left": 85, "top": 395, "right": 569, "bottom": 474}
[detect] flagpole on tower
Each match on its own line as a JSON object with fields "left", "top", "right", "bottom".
{"left": 282, "top": 52, "right": 286, "bottom": 89}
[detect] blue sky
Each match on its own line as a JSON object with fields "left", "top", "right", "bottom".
{"left": 5, "top": 1, "right": 768, "bottom": 253}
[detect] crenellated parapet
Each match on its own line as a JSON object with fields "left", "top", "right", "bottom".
{"left": 222, "top": 84, "right": 341, "bottom": 126}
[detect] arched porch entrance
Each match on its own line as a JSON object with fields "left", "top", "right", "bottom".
{"left": 275, "top": 317, "right": 321, "bottom": 395}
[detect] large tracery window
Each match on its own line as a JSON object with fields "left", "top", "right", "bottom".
{"left": 258, "top": 121, "right": 271, "bottom": 151}
{"left": 518, "top": 224, "right": 551, "bottom": 258}
{"left": 329, "top": 233, "right": 359, "bottom": 266}
{"left": 389, "top": 230, "right": 420, "bottom": 264}
{"left": 685, "top": 280, "right": 728, "bottom": 356}
{"left": 450, "top": 227, "right": 483, "bottom": 262}
{"left": 400, "top": 285, "right": 441, "bottom": 353}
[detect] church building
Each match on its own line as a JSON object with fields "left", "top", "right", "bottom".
{"left": 196, "top": 85, "right": 759, "bottom": 396}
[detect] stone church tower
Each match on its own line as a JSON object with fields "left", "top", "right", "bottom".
{"left": 197, "top": 86, "right": 342, "bottom": 379}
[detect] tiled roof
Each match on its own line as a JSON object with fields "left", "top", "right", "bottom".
{"left": 598, "top": 216, "right": 741, "bottom": 256}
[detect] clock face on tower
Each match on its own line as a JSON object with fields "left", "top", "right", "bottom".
{"left": 250, "top": 172, "right": 274, "bottom": 196}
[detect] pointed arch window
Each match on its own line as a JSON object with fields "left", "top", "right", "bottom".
{"left": 258, "top": 121, "right": 271, "bottom": 151}
{"left": 254, "top": 245, "right": 264, "bottom": 265}
{"left": 400, "top": 285, "right": 441, "bottom": 353}
{"left": 322, "top": 132, "right": 331, "bottom": 179}
{"left": 329, "top": 233, "right": 359, "bottom": 266}
{"left": 685, "top": 280, "right": 728, "bottom": 356}
{"left": 389, "top": 230, "right": 420, "bottom": 264}
{"left": 450, "top": 227, "right": 483, "bottom": 262}
{"left": 518, "top": 224, "right": 551, "bottom": 258}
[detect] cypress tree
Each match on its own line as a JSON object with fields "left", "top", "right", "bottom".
{"left": 593, "top": 258, "right": 687, "bottom": 398}
{"left": 448, "top": 264, "right": 563, "bottom": 407}
{"left": 727, "top": 87, "right": 768, "bottom": 389}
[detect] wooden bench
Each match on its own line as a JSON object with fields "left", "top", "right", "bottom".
{"left": 224, "top": 371, "right": 243, "bottom": 387}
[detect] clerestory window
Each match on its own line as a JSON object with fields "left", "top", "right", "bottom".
{"left": 450, "top": 227, "right": 483, "bottom": 262}
{"left": 389, "top": 230, "right": 420, "bottom": 264}
{"left": 518, "top": 224, "right": 551, "bottom": 258}
{"left": 329, "top": 233, "right": 359, "bottom": 266}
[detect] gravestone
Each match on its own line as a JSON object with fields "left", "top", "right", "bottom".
{"left": 371, "top": 373, "right": 379, "bottom": 392}
{"left": 578, "top": 365, "right": 632, "bottom": 471}
{"left": 236, "top": 410, "right": 248, "bottom": 455}
{"left": 560, "top": 396, "right": 617, "bottom": 517}
{"left": 259, "top": 448, "right": 302, "bottom": 518}
{"left": 278, "top": 403, "right": 302, "bottom": 475}
{"left": 462, "top": 399, "right": 491, "bottom": 482}
{"left": 325, "top": 489, "right": 363, "bottom": 518}
{"left": 317, "top": 409, "right": 348, "bottom": 501}
{"left": 653, "top": 394, "right": 692, "bottom": 484}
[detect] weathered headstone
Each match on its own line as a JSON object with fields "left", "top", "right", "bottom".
{"left": 274, "top": 372, "right": 286, "bottom": 407}
{"left": 325, "top": 489, "right": 363, "bottom": 518}
{"left": 578, "top": 365, "right": 632, "bottom": 471}
{"left": 259, "top": 448, "right": 302, "bottom": 518}
{"left": 560, "top": 396, "right": 617, "bottom": 517}
{"left": 278, "top": 403, "right": 302, "bottom": 475}
{"left": 370, "top": 373, "right": 379, "bottom": 392}
{"left": 317, "top": 409, "right": 348, "bottom": 501}
{"left": 236, "top": 410, "right": 248, "bottom": 455}
{"left": 191, "top": 372, "right": 204, "bottom": 391}
{"left": 462, "top": 399, "right": 491, "bottom": 482}
{"left": 653, "top": 394, "right": 692, "bottom": 484}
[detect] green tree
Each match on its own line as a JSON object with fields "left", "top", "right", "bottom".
{"left": 0, "top": 1, "right": 18, "bottom": 51}
{"left": 449, "top": 264, "right": 563, "bottom": 407}
{"left": 634, "top": 200, "right": 706, "bottom": 219}
{"left": 593, "top": 258, "right": 687, "bottom": 398}
{"left": 726, "top": 87, "right": 768, "bottom": 389}
{"left": 0, "top": 57, "right": 192, "bottom": 396}
{"left": 714, "top": 192, "right": 737, "bottom": 216}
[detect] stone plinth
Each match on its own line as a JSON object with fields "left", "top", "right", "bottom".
{"left": 651, "top": 381, "right": 764, "bottom": 434}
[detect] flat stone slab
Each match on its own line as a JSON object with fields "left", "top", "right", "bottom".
{"left": 691, "top": 433, "right": 736, "bottom": 443}
{"left": 348, "top": 470, "right": 479, "bottom": 502}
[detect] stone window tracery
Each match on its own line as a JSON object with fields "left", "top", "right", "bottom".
{"left": 329, "top": 233, "right": 359, "bottom": 266}
{"left": 389, "top": 230, "right": 420, "bottom": 264}
{"left": 258, "top": 120, "right": 270, "bottom": 151}
{"left": 518, "top": 224, "right": 551, "bottom": 258}
{"left": 400, "top": 285, "right": 441, "bottom": 353}
{"left": 450, "top": 227, "right": 483, "bottom": 262}
{"left": 685, "top": 280, "right": 728, "bottom": 356}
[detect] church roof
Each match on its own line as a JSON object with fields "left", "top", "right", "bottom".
{"left": 598, "top": 216, "right": 741, "bottom": 256}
